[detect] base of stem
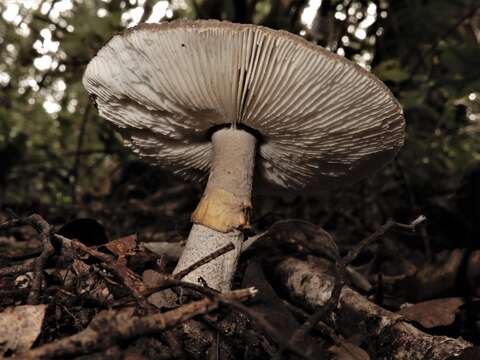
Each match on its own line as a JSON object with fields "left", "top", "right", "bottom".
{"left": 173, "top": 224, "right": 244, "bottom": 292}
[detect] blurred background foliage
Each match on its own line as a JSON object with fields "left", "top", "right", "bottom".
{"left": 0, "top": 0, "right": 479, "bottom": 248}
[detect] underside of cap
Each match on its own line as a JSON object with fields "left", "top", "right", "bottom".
{"left": 83, "top": 20, "right": 405, "bottom": 191}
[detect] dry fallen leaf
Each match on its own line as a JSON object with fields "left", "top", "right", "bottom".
{"left": 104, "top": 234, "right": 138, "bottom": 257}
{"left": 0, "top": 304, "right": 47, "bottom": 355}
{"left": 398, "top": 297, "right": 464, "bottom": 329}
{"left": 399, "top": 249, "right": 464, "bottom": 301}
{"left": 142, "top": 269, "right": 178, "bottom": 309}
{"left": 147, "top": 289, "right": 178, "bottom": 310}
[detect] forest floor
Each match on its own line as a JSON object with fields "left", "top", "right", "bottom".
{"left": 0, "top": 163, "right": 479, "bottom": 360}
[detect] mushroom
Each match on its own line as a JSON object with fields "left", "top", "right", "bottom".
{"left": 83, "top": 20, "right": 405, "bottom": 292}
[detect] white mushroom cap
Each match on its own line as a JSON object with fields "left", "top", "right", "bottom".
{"left": 83, "top": 20, "right": 404, "bottom": 191}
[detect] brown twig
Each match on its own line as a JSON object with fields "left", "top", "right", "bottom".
{"left": 55, "top": 234, "right": 150, "bottom": 310}
{"left": 0, "top": 214, "right": 54, "bottom": 304}
{"left": 173, "top": 242, "right": 235, "bottom": 280}
{"left": 17, "top": 288, "right": 256, "bottom": 360}
{"left": 27, "top": 215, "right": 53, "bottom": 304}
{"left": 342, "top": 215, "right": 426, "bottom": 266}
{"left": 0, "top": 218, "right": 25, "bottom": 230}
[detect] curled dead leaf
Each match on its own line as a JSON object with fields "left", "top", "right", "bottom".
{"left": 398, "top": 297, "right": 464, "bottom": 329}
{"left": 103, "top": 234, "right": 138, "bottom": 257}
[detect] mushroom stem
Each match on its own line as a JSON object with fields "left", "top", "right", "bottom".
{"left": 173, "top": 128, "right": 257, "bottom": 291}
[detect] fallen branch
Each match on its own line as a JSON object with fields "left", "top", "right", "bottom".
{"left": 274, "top": 257, "right": 471, "bottom": 359}
{"left": 14, "top": 288, "right": 256, "bottom": 360}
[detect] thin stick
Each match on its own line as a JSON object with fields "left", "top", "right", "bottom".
{"left": 55, "top": 234, "right": 150, "bottom": 309}
{"left": 0, "top": 218, "right": 25, "bottom": 230}
{"left": 343, "top": 215, "right": 426, "bottom": 266}
{"left": 174, "top": 242, "right": 234, "bottom": 280}
{"left": 27, "top": 218, "right": 53, "bottom": 304}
